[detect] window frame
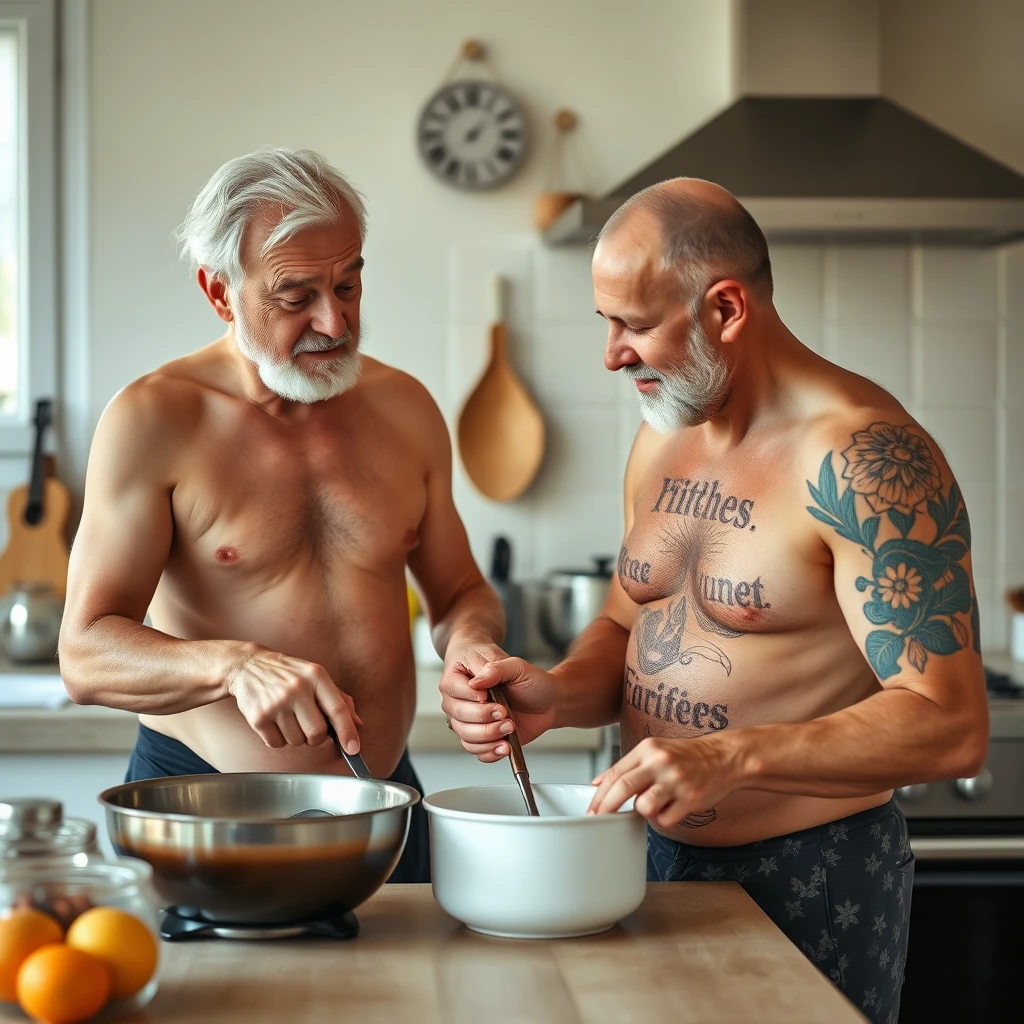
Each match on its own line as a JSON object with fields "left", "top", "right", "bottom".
{"left": 0, "top": 0, "right": 56, "bottom": 454}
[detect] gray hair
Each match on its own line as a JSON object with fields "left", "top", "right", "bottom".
{"left": 175, "top": 147, "right": 367, "bottom": 286}
{"left": 600, "top": 181, "right": 773, "bottom": 307}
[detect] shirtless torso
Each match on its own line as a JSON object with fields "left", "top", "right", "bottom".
{"left": 617, "top": 358, "right": 898, "bottom": 844}
{"left": 62, "top": 343, "right": 489, "bottom": 779}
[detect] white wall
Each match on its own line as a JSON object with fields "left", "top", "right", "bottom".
{"left": 772, "top": 241, "right": 1024, "bottom": 652}
{"left": 740, "top": 0, "right": 880, "bottom": 96}
{"left": 881, "top": 0, "right": 1024, "bottom": 174}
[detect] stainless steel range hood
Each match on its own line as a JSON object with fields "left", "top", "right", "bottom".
{"left": 544, "top": 97, "right": 1024, "bottom": 247}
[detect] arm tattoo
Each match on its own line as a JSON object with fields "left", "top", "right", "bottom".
{"left": 806, "top": 422, "right": 978, "bottom": 679}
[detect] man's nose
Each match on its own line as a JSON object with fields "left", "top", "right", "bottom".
{"left": 311, "top": 294, "right": 348, "bottom": 339}
{"left": 604, "top": 331, "right": 637, "bottom": 372}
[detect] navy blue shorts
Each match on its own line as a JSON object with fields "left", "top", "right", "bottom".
{"left": 647, "top": 798, "right": 913, "bottom": 1024}
{"left": 125, "top": 723, "right": 430, "bottom": 884}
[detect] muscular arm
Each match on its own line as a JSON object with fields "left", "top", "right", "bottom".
{"left": 59, "top": 384, "right": 245, "bottom": 712}
{"left": 727, "top": 420, "right": 988, "bottom": 795}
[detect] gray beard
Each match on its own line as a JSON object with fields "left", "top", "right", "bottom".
{"left": 621, "top": 320, "right": 731, "bottom": 434}
{"left": 235, "top": 310, "right": 363, "bottom": 404}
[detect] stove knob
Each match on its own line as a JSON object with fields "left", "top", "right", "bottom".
{"left": 955, "top": 768, "right": 993, "bottom": 801}
{"left": 896, "top": 783, "right": 929, "bottom": 802}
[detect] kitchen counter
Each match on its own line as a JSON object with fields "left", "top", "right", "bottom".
{"left": 0, "top": 663, "right": 606, "bottom": 755}
{"left": 125, "top": 884, "right": 866, "bottom": 1023}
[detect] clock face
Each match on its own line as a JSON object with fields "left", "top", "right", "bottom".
{"left": 417, "top": 80, "right": 527, "bottom": 191}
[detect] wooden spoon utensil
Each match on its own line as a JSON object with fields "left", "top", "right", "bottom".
{"left": 457, "top": 275, "right": 545, "bottom": 502}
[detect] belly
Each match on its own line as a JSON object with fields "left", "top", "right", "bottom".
{"left": 621, "top": 609, "right": 889, "bottom": 845}
{"left": 144, "top": 564, "right": 417, "bottom": 778}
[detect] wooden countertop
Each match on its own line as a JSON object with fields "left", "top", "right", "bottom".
{"left": 127, "top": 884, "right": 865, "bottom": 1023}
{"left": 0, "top": 664, "right": 606, "bottom": 755}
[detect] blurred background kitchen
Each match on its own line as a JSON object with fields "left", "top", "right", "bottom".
{"left": 1, "top": 1, "right": 1023, "bottom": 1017}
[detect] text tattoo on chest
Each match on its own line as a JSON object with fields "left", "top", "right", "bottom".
{"left": 625, "top": 664, "right": 728, "bottom": 731}
{"left": 652, "top": 477, "right": 756, "bottom": 531}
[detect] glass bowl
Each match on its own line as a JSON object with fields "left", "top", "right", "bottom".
{"left": 0, "top": 858, "right": 160, "bottom": 1021}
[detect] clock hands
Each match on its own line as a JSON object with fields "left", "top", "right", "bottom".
{"left": 464, "top": 118, "right": 487, "bottom": 144}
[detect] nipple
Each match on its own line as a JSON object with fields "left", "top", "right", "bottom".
{"left": 214, "top": 545, "right": 240, "bottom": 564}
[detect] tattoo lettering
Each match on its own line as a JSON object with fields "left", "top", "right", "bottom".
{"left": 624, "top": 664, "right": 730, "bottom": 731}
{"left": 683, "top": 809, "right": 718, "bottom": 827}
{"left": 698, "top": 573, "right": 771, "bottom": 610}
{"left": 618, "top": 545, "right": 652, "bottom": 586}
{"left": 652, "top": 477, "right": 757, "bottom": 531}
{"left": 636, "top": 597, "right": 732, "bottom": 676}
{"left": 806, "top": 422, "right": 977, "bottom": 680}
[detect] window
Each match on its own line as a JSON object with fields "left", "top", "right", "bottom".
{"left": 0, "top": 0, "right": 56, "bottom": 452}
{"left": 1, "top": 28, "right": 19, "bottom": 415}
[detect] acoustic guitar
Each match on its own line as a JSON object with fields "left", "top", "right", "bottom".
{"left": 0, "top": 399, "right": 70, "bottom": 599}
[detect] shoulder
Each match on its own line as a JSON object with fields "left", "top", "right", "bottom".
{"left": 90, "top": 366, "right": 207, "bottom": 483}
{"left": 356, "top": 356, "right": 448, "bottom": 444}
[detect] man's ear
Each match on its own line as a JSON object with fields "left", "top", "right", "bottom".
{"left": 707, "top": 280, "right": 748, "bottom": 344}
{"left": 197, "top": 268, "right": 234, "bottom": 324}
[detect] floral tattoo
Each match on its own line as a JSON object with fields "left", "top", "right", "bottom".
{"left": 806, "top": 422, "right": 978, "bottom": 680}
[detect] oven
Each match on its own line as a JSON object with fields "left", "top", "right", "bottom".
{"left": 897, "top": 675, "right": 1024, "bottom": 1023}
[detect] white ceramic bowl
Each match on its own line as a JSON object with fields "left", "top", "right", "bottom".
{"left": 423, "top": 783, "right": 647, "bottom": 939}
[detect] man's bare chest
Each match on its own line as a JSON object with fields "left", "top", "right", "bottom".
{"left": 168, "top": 427, "right": 426, "bottom": 579}
{"left": 620, "top": 460, "right": 831, "bottom": 634}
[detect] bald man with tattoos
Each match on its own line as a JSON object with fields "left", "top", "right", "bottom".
{"left": 442, "top": 179, "right": 989, "bottom": 1023}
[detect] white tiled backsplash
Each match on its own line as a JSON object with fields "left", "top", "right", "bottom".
{"left": 445, "top": 240, "right": 1024, "bottom": 654}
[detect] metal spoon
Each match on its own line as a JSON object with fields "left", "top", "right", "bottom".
{"left": 490, "top": 684, "right": 540, "bottom": 816}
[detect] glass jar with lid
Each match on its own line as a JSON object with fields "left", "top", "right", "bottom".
{"left": 0, "top": 857, "right": 160, "bottom": 1020}
{"left": 0, "top": 798, "right": 99, "bottom": 867}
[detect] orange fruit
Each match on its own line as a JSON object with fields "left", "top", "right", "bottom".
{"left": 65, "top": 907, "right": 157, "bottom": 1000}
{"left": 0, "top": 908, "right": 64, "bottom": 1002}
{"left": 16, "top": 944, "right": 110, "bottom": 1024}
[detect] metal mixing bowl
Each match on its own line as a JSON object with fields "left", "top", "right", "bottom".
{"left": 99, "top": 773, "right": 419, "bottom": 924}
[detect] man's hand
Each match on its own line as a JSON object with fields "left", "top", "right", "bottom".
{"left": 588, "top": 735, "right": 741, "bottom": 828}
{"left": 440, "top": 640, "right": 559, "bottom": 763}
{"left": 227, "top": 647, "right": 363, "bottom": 753}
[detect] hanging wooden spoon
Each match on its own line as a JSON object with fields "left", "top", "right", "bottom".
{"left": 457, "top": 275, "right": 545, "bottom": 502}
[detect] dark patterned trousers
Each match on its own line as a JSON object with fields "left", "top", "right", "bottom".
{"left": 647, "top": 798, "right": 914, "bottom": 1024}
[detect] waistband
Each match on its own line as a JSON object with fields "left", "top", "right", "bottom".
{"left": 133, "top": 722, "right": 419, "bottom": 787}
{"left": 654, "top": 797, "right": 900, "bottom": 861}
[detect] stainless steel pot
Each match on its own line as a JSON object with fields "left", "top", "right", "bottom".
{"left": 99, "top": 773, "right": 418, "bottom": 923}
{"left": 0, "top": 582, "right": 62, "bottom": 663}
{"left": 538, "top": 557, "right": 614, "bottom": 653}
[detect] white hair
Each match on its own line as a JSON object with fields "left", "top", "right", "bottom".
{"left": 175, "top": 147, "right": 367, "bottom": 286}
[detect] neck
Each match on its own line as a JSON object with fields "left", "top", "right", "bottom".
{"left": 696, "top": 308, "right": 798, "bottom": 446}
{"left": 223, "top": 332, "right": 313, "bottom": 418}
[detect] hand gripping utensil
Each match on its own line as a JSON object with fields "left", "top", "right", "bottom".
{"left": 490, "top": 684, "right": 540, "bottom": 816}
{"left": 325, "top": 720, "right": 372, "bottom": 780}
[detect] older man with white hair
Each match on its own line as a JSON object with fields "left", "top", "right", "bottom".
{"left": 59, "top": 148, "right": 508, "bottom": 882}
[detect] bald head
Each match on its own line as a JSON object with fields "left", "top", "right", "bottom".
{"left": 598, "top": 178, "right": 773, "bottom": 307}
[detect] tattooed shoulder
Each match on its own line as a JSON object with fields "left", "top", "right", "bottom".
{"left": 805, "top": 421, "right": 978, "bottom": 680}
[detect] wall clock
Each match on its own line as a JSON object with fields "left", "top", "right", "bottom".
{"left": 417, "top": 79, "right": 528, "bottom": 192}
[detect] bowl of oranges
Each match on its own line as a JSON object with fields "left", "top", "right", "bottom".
{"left": 0, "top": 859, "right": 159, "bottom": 1023}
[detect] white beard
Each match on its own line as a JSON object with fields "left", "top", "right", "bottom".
{"left": 235, "top": 307, "right": 363, "bottom": 404}
{"left": 621, "top": 319, "right": 731, "bottom": 434}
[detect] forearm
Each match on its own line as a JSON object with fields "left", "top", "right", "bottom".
{"left": 725, "top": 687, "right": 990, "bottom": 799}
{"left": 548, "top": 614, "right": 629, "bottom": 730}
{"left": 59, "top": 614, "right": 253, "bottom": 714}
{"left": 431, "top": 579, "right": 506, "bottom": 653}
